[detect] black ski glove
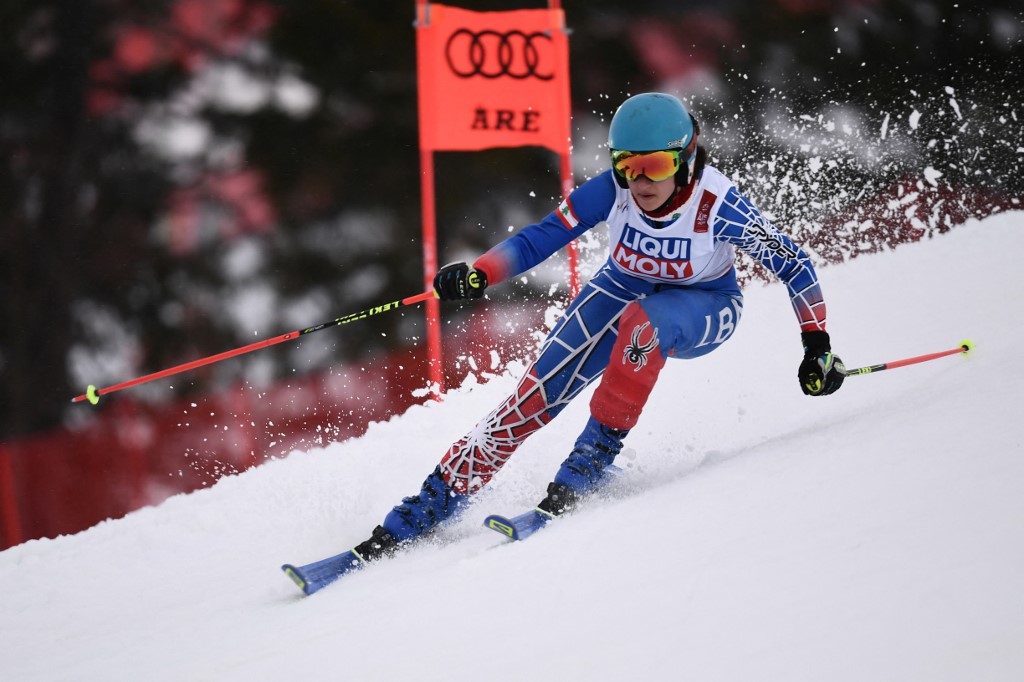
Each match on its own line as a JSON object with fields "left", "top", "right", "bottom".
{"left": 433, "top": 262, "right": 488, "bottom": 301}
{"left": 798, "top": 330, "right": 845, "bottom": 396}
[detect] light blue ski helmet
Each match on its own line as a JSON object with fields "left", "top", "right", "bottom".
{"left": 608, "top": 93, "right": 695, "bottom": 153}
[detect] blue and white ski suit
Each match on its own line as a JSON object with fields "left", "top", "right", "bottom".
{"left": 439, "top": 165, "right": 828, "bottom": 494}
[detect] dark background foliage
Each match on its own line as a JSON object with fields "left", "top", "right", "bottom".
{"left": 1, "top": 0, "right": 1021, "bottom": 440}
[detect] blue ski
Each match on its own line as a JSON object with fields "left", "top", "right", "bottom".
{"left": 485, "top": 465, "right": 624, "bottom": 541}
{"left": 484, "top": 508, "right": 556, "bottom": 541}
{"left": 282, "top": 549, "right": 364, "bottom": 596}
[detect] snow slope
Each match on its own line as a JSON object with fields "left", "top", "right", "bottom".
{"left": 2, "top": 212, "right": 1023, "bottom": 682}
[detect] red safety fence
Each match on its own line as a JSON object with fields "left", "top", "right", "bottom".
{"left": 0, "top": 305, "right": 543, "bottom": 550}
{"left": 0, "top": 348, "right": 425, "bottom": 549}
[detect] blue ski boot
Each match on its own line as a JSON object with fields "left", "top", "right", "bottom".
{"left": 353, "top": 466, "right": 468, "bottom": 561}
{"left": 537, "top": 416, "right": 629, "bottom": 517}
{"left": 383, "top": 465, "right": 468, "bottom": 540}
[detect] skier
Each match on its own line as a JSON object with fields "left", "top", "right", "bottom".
{"left": 352, "top": 92, "right": 845, "bottom": 559}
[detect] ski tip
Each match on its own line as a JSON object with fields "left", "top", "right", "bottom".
{"left": 484, "top": 515, "right": 518, "bottom": 540}
{"left": 281, "top": 564, "right": 312, "bottom": 595}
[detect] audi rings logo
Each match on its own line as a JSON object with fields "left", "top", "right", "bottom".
{"left": 445, "top": 29, "right": 554, "bottom": 81}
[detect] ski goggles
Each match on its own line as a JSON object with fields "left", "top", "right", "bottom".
{"left": 611, "top": 132, "right": 698, "bottom": 182}
{"left": 611, "top": 149, "right": 685, "bottom": 182}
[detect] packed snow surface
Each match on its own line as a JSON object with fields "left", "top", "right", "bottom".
{"left": 2, "top": 212, "right": 1022, "bottom": 681}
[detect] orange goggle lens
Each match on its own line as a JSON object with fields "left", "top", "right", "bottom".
{"left": 611, "top": 149, "right": 682, "bottom": 182}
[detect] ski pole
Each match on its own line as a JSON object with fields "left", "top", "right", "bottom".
{"left": 72, "top": 290, "right": 436, "bottom": 405}
{"left": 841, "top": 339, "right": 974, "bottom": 377}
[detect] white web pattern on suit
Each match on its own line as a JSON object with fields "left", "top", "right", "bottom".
{"left": 714, "top": 187, "right": 826, "bottom": 330}
{"left": 440, "top": 279, "right": 630, "bottom": 494}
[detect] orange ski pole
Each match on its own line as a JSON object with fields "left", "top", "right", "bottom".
{"left": 841, "top": 340, "right": 974, "bottom": 377}
{"left": 72, "top": 291, "right": 435, "bottom": 405}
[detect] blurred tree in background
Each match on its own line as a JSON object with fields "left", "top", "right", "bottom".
{"left": 2, "top": 0, "right": 180, "bottom": 437}
{"left": 1, "top": 0, "right": 1020, "bottom": 440}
